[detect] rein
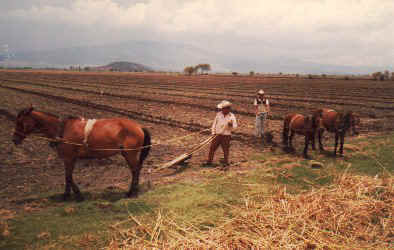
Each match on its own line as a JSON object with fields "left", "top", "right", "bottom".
{"left": 13, "top": 128, "right": 211, "bottom": 151}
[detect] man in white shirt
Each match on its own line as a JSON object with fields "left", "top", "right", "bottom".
{"left": 254, "top": 89, "right": 270, "bottom": 144}
{"left": 207, "top": 100, "right": 238, "bottom": 167}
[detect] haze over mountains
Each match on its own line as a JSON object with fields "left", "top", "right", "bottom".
{"left": 0, "top": 40, "right": 382, "bottom": 74}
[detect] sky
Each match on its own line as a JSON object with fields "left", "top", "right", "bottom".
{"left": 1, "top": 0, "right": 393, "bottom": 68}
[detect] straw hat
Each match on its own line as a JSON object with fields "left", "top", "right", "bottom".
{"left": 221, "top": 100, "right": 232, "bottom": 108}
{"left": 258, "top": 89, "right": 265, "bottom": 95}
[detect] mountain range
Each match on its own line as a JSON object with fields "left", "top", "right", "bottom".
{"left": 0, "top": 40, "right": 382, "bottom": 74}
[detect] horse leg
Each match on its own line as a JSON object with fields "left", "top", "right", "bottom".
{"left": 122, "top": 151, "right": 141, "bottom": 198}
{"left": 334, "top": 132, "right": 339, "bottom": 156}
{"left": 63, "top": 160, "right": 72, "bottom": 201}
{"left": 63, "top": 158, "right": 82, "bottom": 201}
{"left": 303, "top": 135, "right": 310, "bottom": 159}
{"left": 339, "top": 132, "right": 345, "bottom": 156}
{"left": 289, "top": 130, "right": 295, "bottom": 151}
{"left": 311, "top": 130, "right": 316, "bottom": 150}
{"left": 352, "top": 126, "right": 359, "bottom": 136}
{"left": 318, "top": 129, "right": 325, "bottom": 151}
{"left": 282, "top": 123, "right": 289, "bottom": 147}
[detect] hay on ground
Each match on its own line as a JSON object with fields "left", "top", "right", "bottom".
{"left": 109, "top": 174, "right": 393, "bottom": 249}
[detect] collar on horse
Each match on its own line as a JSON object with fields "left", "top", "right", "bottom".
{"left": 49, "top": 117, "right": 67, "bottom": 148}
{"left": 49, "top": 117, "right": 97, "bottom": 148}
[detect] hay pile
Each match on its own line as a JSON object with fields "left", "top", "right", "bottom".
{"left": 109, "top": 174, "right": 393, "bottom": 249}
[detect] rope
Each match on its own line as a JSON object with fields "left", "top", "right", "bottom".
{"left": 14, "top": 128, "right": 211, "bottom": 152}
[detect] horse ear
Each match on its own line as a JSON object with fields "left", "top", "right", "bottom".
{"left": 28, "top": 106, "right": 34, "bottom": 114}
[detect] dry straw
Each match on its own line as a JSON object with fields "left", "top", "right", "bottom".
{"left": 108, "top": 174, "right": 393, "bottom": 249}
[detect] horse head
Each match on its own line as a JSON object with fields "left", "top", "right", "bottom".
{"left": 344, "top": 112, "right": 354, "bottom": 130}
{"left": 335, "top": 112, "right": 352, "bottom": 134}
{"left": 13, "top": 107, "right": 39, "bottom": 145}
{"left": 304, "top": 115, "right": 315, "bottom": 131}
{"left": 311, "top": 109, "right": 323, "bottom": 130}
{"left": 347, "top": 111, "right": 359, "bottom": 126}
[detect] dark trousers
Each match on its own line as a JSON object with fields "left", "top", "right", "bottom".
{"left": 208, "top": 135, "right": 231, "bottom": 164}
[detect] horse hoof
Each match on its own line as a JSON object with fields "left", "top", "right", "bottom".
{"left": 63, "top": 194, "right": 71, "bottom": 201}
{"left": 126, "top": 192, "right": 138, "bottom": 198}
{"left": 75, "top": 194, "right": 85, "bottom": 202}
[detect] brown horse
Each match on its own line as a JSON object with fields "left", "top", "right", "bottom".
{"left": 12, "top": 107, "right": 151, "bottom": 201}
{"left": 312, "top": 108, "right": 353, "bottom": 156}
{"left": 282, "top": 113, "right": 320, "bottom": 158}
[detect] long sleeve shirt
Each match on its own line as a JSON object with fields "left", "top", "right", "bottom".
{"left": 211, "top": 112, "right": 238, "bottom": 135}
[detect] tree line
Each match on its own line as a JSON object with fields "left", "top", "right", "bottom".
{"left": 183, "top": 64, "right": 211, "bottom": 75}
{"left": 371, "top": 70, "right": 394, "bottom": 81}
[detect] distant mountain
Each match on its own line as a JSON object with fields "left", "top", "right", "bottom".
{"left": 5, "top": 40, "right": 219, "bottom": 71}
{"left": 0, "top": 40, "right": 384, "bottom": 74}
{"left": 94, "top": 61, "right": 152, "bottom": 72}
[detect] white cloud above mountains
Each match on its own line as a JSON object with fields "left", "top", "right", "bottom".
{"left": 1, "top": 0, "right": 393, "bottom": 68}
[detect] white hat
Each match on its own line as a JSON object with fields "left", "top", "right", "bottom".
{"left": 221, "top": 100, "right": 232, "bottom": 108}
{"left": 217, "top": 102, "right": 223, "bottom": 109}
{"left": 258, "top": 89, "right": 265, "bottom": 95}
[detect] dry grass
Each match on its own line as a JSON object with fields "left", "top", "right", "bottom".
{"left": 109, "top": 174, "right": 393, "bottom": 249}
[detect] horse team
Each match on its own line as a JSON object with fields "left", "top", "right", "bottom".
{"left": 282, "top": 108, "right": 359, "bottom": 159}
{"left": 12, "top": 105, "right": 360, "bottom": 201}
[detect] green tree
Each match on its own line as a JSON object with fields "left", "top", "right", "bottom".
{"left": 384, "top": 70, "right": 390, "bottom": 80}
{"left": 184, "top": 66, "right": 195, "bottom": 76}
{"left": 200, "top": 64, "right": 211, "bottom": 74}
{"left": 372, "top": 72, "right": 382, "bottom": 81}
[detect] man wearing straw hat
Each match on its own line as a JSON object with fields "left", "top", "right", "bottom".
{"left": 254, "top": 89, "right": 270, "bottom": 144}
{"left": 207, "top": 100, "right": 238, "bottom": 168}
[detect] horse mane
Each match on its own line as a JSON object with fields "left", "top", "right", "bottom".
{"left": 65, "top": 115, "right": 80, "bottom": 121}
{"left": 17, "top": 107, "right": 34, "bottom": 118}
{"left": 40, "top": 111, "right": 60, "bottom": 119}
{"left": 311, "top": 109, "right": 323, "bottom": 129}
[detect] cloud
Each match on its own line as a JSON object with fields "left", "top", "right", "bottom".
{"left": 1, "top": 0, "right": 393, "bottom": 67}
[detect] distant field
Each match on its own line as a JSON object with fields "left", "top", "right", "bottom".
{"left": 0, "top": 70, "right": 393, "bottom": 249}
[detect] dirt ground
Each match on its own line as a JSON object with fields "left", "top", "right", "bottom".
{"left": 1, "top": 70, "right": 392, "bottom": 213}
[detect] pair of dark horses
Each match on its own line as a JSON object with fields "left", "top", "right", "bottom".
{"left": 12, "top": 107, "right": 151, "bottom": 201}
{"left": 282, "top": 108, "right": 359, "bottom": 158}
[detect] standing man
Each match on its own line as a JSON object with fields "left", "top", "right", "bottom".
{"left": 207, "top": 100, "right": 238, "bottom": 168}
{"left": 254, "top": 89, "right": 270, "bottom": 144}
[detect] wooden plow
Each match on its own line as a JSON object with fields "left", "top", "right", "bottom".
{"left": 154, "top": 135, "right": 217, "bottom": 172}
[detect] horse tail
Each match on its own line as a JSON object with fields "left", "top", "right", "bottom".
{"left": 140, "top": 128, "right": 151, "bottom": 165}
{"left": 282, "top": 116, "right": 290, "bottom": 145}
